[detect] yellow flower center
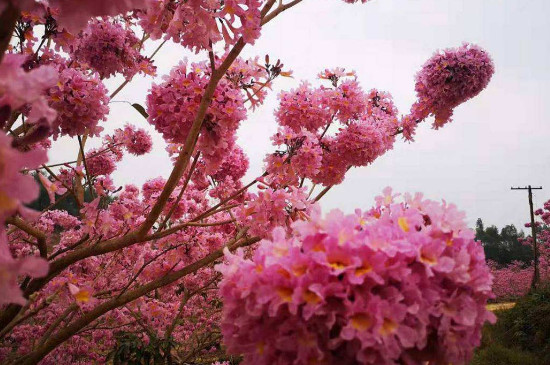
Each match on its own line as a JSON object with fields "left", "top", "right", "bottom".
{"left": 398, "top": 217, "right": 409, "bottom": 232}
{"left": 379, "top": 318, "right": 398, "bottom": 335}
{"left": 276, "top": 287, "right": 293, "bottom": 302}
{"left": 351, "top": 313, "right": 372, "bottom": 331}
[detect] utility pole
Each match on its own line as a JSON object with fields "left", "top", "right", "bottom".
{"left": 511, "top": 185, "right": 543, "bottom": 289}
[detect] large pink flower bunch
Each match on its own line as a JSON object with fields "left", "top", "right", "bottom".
{"left": 112, "top": 124, "right": 154, "bottom": 156}
{"left": 147, "top": 60, "right": 246, "bottom": 168}
{"left": 272, "top": 75, "right": 399, "bottom": 186}
{"left": 219, "top": 189, "right": 495, "bottom": 364}
{"left": 71, "top": 20, "right": 155, "bottom": 79}
{"left": 402, "top": 43, "right": 494, "bottom": 139}
{"left": 48, "top": 66, "right": 110, "bottom": 138}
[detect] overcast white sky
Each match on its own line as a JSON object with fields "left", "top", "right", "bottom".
{"left": 49, "top": 0, "right": 550, "bottom": 231}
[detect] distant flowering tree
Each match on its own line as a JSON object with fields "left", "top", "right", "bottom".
{"left": 489, "top": 202, "right": 550, "bottom": 301}
{"left": 0, "top": 0, "right": 495, "bottom": 364}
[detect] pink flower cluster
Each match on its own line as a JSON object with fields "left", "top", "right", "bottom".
{"left": 275, "top": 82, "right": 333, "bottom": 133}
{"left": 85, "top": 148, "right": 117, "bottom": 177}
{"left": 72, "top": 20, "right": 155, "bottom": 79}
{"left": 219, "top": 189, "right": 495, "bottom": 364}
{"left": 147, "top": 60, "right": 246, "bottom": 168}
{"left": 48, "top": 67, "right": 110, "bottom": 138}
{"left": 113, "top": 124, "right": 153, "bottom": 156}
{"left": 272, "top": 76, "right": 399, "bottom": 186}
{"left": 236, "top": 185, "right": 312, "bottom": 238}
{"left": 489, "top": 261, "right": 533, "bottom": 300}
{"left": 402, "top": 43, "right": 494, "bottom": 139}
{"left": 139, "top": 0, "right": 262, "bottom": 52}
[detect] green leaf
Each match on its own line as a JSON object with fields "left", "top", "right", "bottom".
{"left": 132, "top": 103, "right": 149, "bottom": 119}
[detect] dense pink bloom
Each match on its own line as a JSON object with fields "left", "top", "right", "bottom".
{"left": 219, "top": 189, "right": 495, "bottom": 364}
{"left": 266, "top": 127, "right": 323, "bottom": 185}
{"left": 236, "top": 185, "right": 312, "bottom": 238}
{"left": 402, "top": 43, "right": 494, "bottom": 139}
{"left": 211, "top": 144, "right": 249, "bottom": 182}
{"left": 85, "top": 149, "right": 116, "bottom": 177}
{"left": 48, "top": 67, "right": 110, "bottom": 138}
{"left": 332, "top": 90, "right": 398, "bottom": 167}
{"left": 275, "top": 82, "right": 332, "bottom": 133}
{"left": 147, "top": 60, "right": 246, "bottom": 162}
{"left": 325, "top": 79, "right": 367, "bottom": 122}
{"left": 114, "top": 124, "right": 153, "bottom": 156}
{"left": 272, "top": 74, "right": 401, "bottom": 187}
{"left": 0, "top": 54, "right": 57, "bottom": 125}
{"left": 72, "top": 20, "right": 155, "bottom": 79}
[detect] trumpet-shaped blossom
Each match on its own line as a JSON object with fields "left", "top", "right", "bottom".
{"left": 218, "top": 189, "right": 495, "bottom": 365}
{"left": 38, "top": 173, "right": 67, "bottom": 204}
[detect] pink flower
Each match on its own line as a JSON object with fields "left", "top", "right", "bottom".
{"left": 0, "top": 250, "right": 48, "bottom": 305}
{"left": 38, "top": 173, "right": 67, "bottom": 204}
{"left": 275, "top": 81, "right": 332, "bottom": 133}
{"left": 0, "top": 54, "right": 58, "bottom": 125}
{"left": 147, "top": 60, "right": 246, "bottom": 162}
{"left": 0, "top": 131, "right": 47, "bottom": 220}
{"left": 218, "top": 189, "right": 495, "bottom": 364}
{"left": 139, "top": 0, "right": 262, "bottom": 52}
{"left": 85, "top": 149, "right": 116, "bottom": 177}
{"left": 236, "top": 186, "right": 312, "bottom": 238}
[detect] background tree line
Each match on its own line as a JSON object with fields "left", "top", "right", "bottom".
{"left": 475, "top": 218, "right": 533, "bottom": 266}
